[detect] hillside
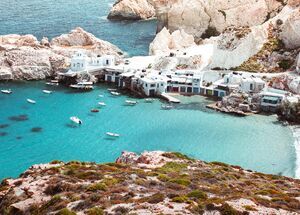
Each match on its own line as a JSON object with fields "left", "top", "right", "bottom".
{"left": 0, "top": 151, "right": 299, "bottom": 214}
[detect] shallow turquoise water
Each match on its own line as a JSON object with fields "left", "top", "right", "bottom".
{"left": 0, "top": 0, "right": 157, "bottom": 56}
{"left": 0, "top": 82, "right": 296, "bottom": 179}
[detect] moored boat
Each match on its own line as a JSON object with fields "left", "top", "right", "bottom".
{"left": 42, "top": 90, "right": 53, "bottom": 94}
{"left": 145, "top": 98, "right": 155, "bottom": 103}
{"left": 98, "top": 102, "right": 106, "bottom": 106}
{"left": 27, "top": 99, "right": 36, "bottom": 104}
{"left": 107, "top": 88, "right": 117, "bottom": 92}
{"left": 106, "top": 132, "right": 120, "bottom": 137}
{"left": 125, "top": 100, "right": 138, "bottom": 105}
{"left": 46, "top": 80, "right": 59, "bottom": 86}
{"left": 161, "top": 104, "right": 172, "bottom": 110}
{"left": 111, "top": 91, "right": 120, "bottom": 96}
{"left": 1, "top": 89, "right": 12, "bottom": 94}
{"left": 70, "top": 116, "right": 82, "bottom": 124}
{"left": 70, "top": 82, "right": 94, "bottom": 90}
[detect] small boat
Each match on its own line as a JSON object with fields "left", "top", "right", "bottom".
{"left": 98, "top": 102, "right": 106, "bottom": 106}
{"left": 107, "top": 88, "right": 117, "bottom": 92}
{"left": 91, "top": 109, "right": 100, "bottom": 113}
{"left": 1, "top": 89, "right": 12, "bottom": 94}
{"left": 125, "top": 100, "right": 138, "bottom": 105}
{"left": 161, "top": 104, "right": 172, "bottom": 110}
{"left": 106, "top": 132, "right": 120, "bottom": 137}
{"left": 42, "top": 90, "right": 53, "bottom": 94}
{"left": 111, "top": 91, "right": 120, "bottom": 96}
{"left": 98, "top": 94, "right": 104, "bottom": 98}
{"left": 46, "top": 80, "right": 59, "bottom": 86}
{"left": 70, "top": 82, "right": 94, "bottom": 90}
{"left": 27, "top": 99, "right": 36, "bottom": 104}
{"left": 70, "top": 116, "right": 82, "bottom": 124}
{"left": 145, "top": 98, "right": 155, "bottom": 103}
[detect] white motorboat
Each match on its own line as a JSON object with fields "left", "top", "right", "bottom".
{"left": 98, "top": 94, "right": 104, "bottom": 98}
{"left": 1, "top": 89, "right": 12, "bottom": 94}
{"left": 98, "top": 102, "right": 106, "bottom": 106}
{"left": 161, "top": 104, "right": 172, "bottom": 110}
{"left": 107, "top": 88, "right": 117, "bottom": 92}
{"left": 111, "top": 91, "right": 120, "bottom": 96}
{"left": 70, "top": 116, "right": 82, "bottom": 125}
{"left": 42, "top": 90, "right": 53, "bottom": 94}
{"left": 27, "top": 99, "right": 36, "bottom": 104}
{"left": 70, "top": 82, "right": 94, "bottom": 90}
{"left": 106, "top": 132, "right": 120, "bottom": 137}
{"left": 125, "top": 100, "right": 138, "bottom": 105}
{"left": 145, "top": 98, "right": 155, "bottom": 103}
{"left": 46, "top": 80, "right": 59, "bottom": 86}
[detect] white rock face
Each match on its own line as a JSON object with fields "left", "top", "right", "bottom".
{"left": 280, "top": 8, "right": 300, "bottom": 49}
{"left": 150, "top": 4, "right": 299, "bottom": 70}
{"left": 108, "top": 0, "right": 155, "bottom": 20}
{"left": 149, "top": 27, "right": 195, "bottom": 55}
{"left": 0, "top": 28, "right": 123, "bottom": 80}
{"left": 154, "top": 0, "right": 286, "bottom": 38}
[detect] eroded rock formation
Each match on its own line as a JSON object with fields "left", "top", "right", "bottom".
{"left": 0, "top": 27, "right": 123, "bottom": 80}
{"left": 108, "top": 0, "right": 155, "bottom": 20}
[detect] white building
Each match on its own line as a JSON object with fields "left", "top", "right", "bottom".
{"left": 260, "top": 88, "right": 290, "bottom": 112}
{"left": 139, "top": 75, "right": 169, "bottom": 96}
{"left": 240, "top": 77, "right": 265, "bottom": 93}
{"left": 69, "top": 51, "right": 116, "bottom": 73}
{"left": 70, "top": 51, "right": 89, "bottom": 72}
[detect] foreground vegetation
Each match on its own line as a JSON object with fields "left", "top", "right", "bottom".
{"left": 0, "top": 152, "right": 299, "bottom": 214}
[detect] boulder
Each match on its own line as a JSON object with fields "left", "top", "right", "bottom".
{"left": 108, "top": 0, "right": 155, "bottom": 20}
{"left": 280, "top": 8, "right": 300, "bottom": 49}
{"left": 154, "top": 0, "right": 286, "bottom": 39}
{"left": 149, "top": 27, "right": 195, "bottom": 55}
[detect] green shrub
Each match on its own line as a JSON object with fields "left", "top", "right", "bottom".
{"left": 146, "top": 193, "right": 165, "bottom": 204}
{"left": 278, "top": 60, "right": 293, "bottom": 70}
{"left": 56, "top": 208, "right": 76, "bottom": 215}
{"left": 243, "top": 205, "right": 257, "bottom": 211}
{"left": 157, "top": 174, "right": 170, "bottom": 182}
{"left": 187, "top": 190, "right": 208, "bottom": 200}
{"left": 162, "top": 152, "right": 194, "bottom": 161}
{"left": 169, "top": 178, "right": 191, "bottom": 186}
{"left": 86, "top": 207, "right": 104, "bottom": 215}
{"left": 172, "top": 195, "right": 189, "bottom": 203}
{"left": 159, "top": 162, "right": 188, "bottom": 173}
{"left": 87, "top": 183, "right": 107, "bottom": 192}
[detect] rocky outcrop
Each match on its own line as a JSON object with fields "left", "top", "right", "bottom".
{"left": 149, "top": 27, "right": 195, "bottom": 55}
{"left": 0, "top": 28, "right": 123, "bottom": 80}
{"left": 154, "top": 0, "right": 287, "bottom": 39}
{"left": 150, "top": 4, "right": 299, "bottom": 72}
{"left": 108, "top": 0, "right": 155, "bottom": 20}
{"left": 0, "top": 151, "right": 299, "bottom": 214}
{"left": 280, "top": 8, "right": 300, "bottom": 49}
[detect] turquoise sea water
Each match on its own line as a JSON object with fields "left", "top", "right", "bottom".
{"left": 0, "top": 0, "right": 157, "bottom": 56}
{"left": 0, "top": 82, "right": 296, "bottom": 179}
{"left": 0, "top": 0, "right": 297, "bottom": 179}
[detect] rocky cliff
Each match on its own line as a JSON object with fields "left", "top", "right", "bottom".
{"left": 108, "top": 0, "right": 155, "bottom": 20}
{"left": 0, "top": 151, "right": 299, "bottom": 215}
{"left": 149, "top": 2, "right": 300, "bottom": 72}
{"left": 0, "top": 27, "right": 123, "bottom": 81}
